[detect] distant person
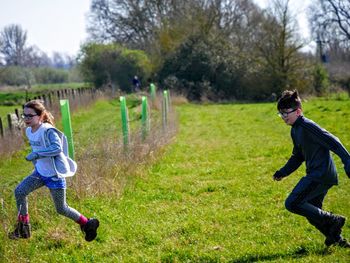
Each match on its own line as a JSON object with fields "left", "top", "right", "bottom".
{"left": 133, "top": 75, "right": 141, "bottom": 92}
{"left": 9, "top": 100, "right": 99, "bottom": 242}
{"left": 273, "top": 90, "right": 350, "bottom": 248}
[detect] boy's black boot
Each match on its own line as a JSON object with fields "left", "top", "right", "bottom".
{"left": 325, "top": 237, "right": 350, "bottom": 248}
{"left": 327, "top": 214, "right": 345, "bottom": 236}
{"left": 323, "top": 213, "right": 346, "bottom": 245}
{"left": 311, "top": 222, "right": 338, "bottom": 247}
{"left": 8, "top": 221, "right": 31, "bottom": 239}
{"left": 312, "top": 224, "right": 334, "bottom": 246}
{"left": 81, "top": 218, "right": 99, "bottom": 242}
{"left": 337, "top": 238, "right": 350, "bottom": 248}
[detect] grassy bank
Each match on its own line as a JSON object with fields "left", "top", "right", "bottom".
{"left": 1, "top": 97, "right": 350, "bottom": 262}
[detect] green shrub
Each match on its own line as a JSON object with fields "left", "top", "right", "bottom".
{"left": 0, "top": 92, "right": 26, "bottom": 105}
{"left": 313, "top": 63, "right": 329, "bottom": 95}
{"left": 0, "top": 66, "right": 71, "bottom": 86}
{"left": 158, "top": 35, "right": 244, "bottom": 101}
{"left": 31, "top": 67, "right": 69, "bottom": 84}
{"left": 78, "top": 43, "right": 152, "bottom": 91}
{"left": 0, "top": 66, "right": 35, "bottom": 86}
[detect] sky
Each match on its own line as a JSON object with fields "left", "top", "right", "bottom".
{"left": 0, "top": 0, "right": 91, "bottom": 57}
{"left": 0, "top": 0, "right": 314, "bottom": 58}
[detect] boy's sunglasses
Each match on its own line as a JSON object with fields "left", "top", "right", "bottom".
{"left": 278, "top": 108, "right": 297, "bottom": 118}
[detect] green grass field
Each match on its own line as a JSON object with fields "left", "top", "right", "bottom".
{"left": 1, "top": 96, "right": 350, "bottom": 262}
{"left": 0, "top": 105, "right": 19, "bottom": 119}
{"left": 0, "top": 82, "right": 91, "bottom": 107}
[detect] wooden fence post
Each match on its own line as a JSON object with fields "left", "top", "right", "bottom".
{"left": 48, "top": 93, "right": 53, "bottom": 108}
{"left": 42, "top": 94, "right": 46, "bottom": 105}
{"left": 0, "top": 117, "right": 4, "bottom": 137}
{"left": 7, "top": 114, "right": 13, "bottom": 132}
{"left": 15, "top": 108, "right": 19, "bottom": 119}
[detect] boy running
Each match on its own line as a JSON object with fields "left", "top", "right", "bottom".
{"left": 273, "top": 90, "right": 350, "bottom": 248}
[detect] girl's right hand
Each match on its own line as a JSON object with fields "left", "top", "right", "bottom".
{"left": 25, "top": 152, "right": 39, "bottom": 161}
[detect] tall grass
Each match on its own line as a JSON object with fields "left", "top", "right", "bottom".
{"left": 72, "top": 98, "right": 178, "bottom": 198}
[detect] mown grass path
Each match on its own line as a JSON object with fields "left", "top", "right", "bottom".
{"left": 1, "top": 99, "right": 350, "bottom": 262}
{"left": 109, "top": 102, "right": 349, "bottom": 262}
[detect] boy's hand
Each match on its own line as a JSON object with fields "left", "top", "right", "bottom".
{"left": 273, "top": 171, "right": 284, "bottom": 181}
{"left": 25, "top": 152, "right": 39, "bottom": 161}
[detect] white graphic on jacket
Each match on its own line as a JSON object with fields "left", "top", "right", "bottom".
{"left": 26, "top": 122, "right": 77, "bottom": 178}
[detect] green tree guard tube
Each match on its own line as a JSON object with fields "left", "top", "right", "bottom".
{"left": 141, "top": 96, "right": 149, "bottom": 141}
{"left": 162, "top": 90, "right": 168, "bottom": 130}
{"left": 166, "top": 89, "right": 171, "bottom": 111}
{"left": 120, "top": 96, "right": 129, "bottom": 147}
{"left": 60, "top": 99, "right": 75, "bottom": 159}
{"left": 150, "top": 83, "right": 156, "bottom": 102}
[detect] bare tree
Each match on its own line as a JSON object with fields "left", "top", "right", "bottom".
{"left": 310, "top": 0, "right": 350, "bottom": 42}
{"left": 87, "top": 0, "right": 265, "bottom": 71}
{"left": 256, "top": 0, "right": 306, "bottom": 93}
{"left": 0, "top": 24, "right": 28, "bottom": 66}
{"left": 23, "top": 45, "right": 51, "bottom": 67}
{"left": 87, "top": 0, "right": 167, "bottom": 49}
{"left": 87, "top": 0, "right": 260, "bottom": 48}
{"left": 327, "top": 0, "right": 350, "bottom": 40}
{"left": 309, "top": 1, "right": 350, "bottom": 94}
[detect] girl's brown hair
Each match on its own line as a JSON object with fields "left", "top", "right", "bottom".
{"left": 24, "top": 100, "right": 55, "bottom": 126}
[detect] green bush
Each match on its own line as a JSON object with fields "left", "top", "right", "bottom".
{"left": 0, "top": 92, "right": 26, "bottom": 106}
{"left": 67, "top": 66, "right": 83, "bottom": 83}
{"left": 31, "top": 67, "right": 69, "bottom": 84}
{"left": 0, "top": 66, "right": 71, "bottom": 86}
{"left": 313, "top": 63, "right": 329, "bottom": 95}
{"left": 0, "top": 66, "right": 35, "bottom": 86}
{"left": 159, "top": 35, "right": 244, "bottom": 101}
{"left": 78, "top": 43, "right": 152, "bottom": 91}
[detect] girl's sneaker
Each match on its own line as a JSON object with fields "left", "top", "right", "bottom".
{"left": 81, "top": 218, "right": 99, "bottom": 242}
{"left": 8, "top": 221, "right": 31, "bottom": 239}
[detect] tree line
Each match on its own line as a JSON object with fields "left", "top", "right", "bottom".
{"left": 0, "top": 24, "right": 81, "bottom": 87}
{"left": 84, "top": 0, "right": 350, "bottom": 100}
{"left": 1, "top": 0, "right": 349, "bottom": 101}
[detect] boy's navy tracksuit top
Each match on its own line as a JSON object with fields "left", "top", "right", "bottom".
{"left": 278, "top": 116, "right": 350, "bottom": 185}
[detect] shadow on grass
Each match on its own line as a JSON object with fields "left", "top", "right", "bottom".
{"left": 229, "top": 245, "right": 331, "bottom": 263}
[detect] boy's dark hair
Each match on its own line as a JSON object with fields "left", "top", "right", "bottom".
{"left": 277, "top": 90, "right": 302, "bottom": 111}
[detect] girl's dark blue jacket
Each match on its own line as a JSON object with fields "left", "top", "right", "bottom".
{"left": 278, "top": 116, "right": 350, "bottom": 185}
